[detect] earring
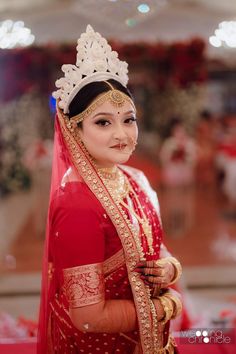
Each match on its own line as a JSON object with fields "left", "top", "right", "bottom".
{"left": 131, "top": 138, "right": 138, "bottom": 152}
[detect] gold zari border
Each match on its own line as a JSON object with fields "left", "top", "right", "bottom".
{"left": 103, "top": 248, "right": 125, "bottom": 276}
{"left": 63, "top": 263, "right": 104, "bottom": 308}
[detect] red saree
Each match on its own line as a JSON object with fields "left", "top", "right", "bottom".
{"left": 37, "top": 108, "right": 177, "bottom": 354}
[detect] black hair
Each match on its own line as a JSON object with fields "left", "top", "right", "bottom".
{"left": 68, "top": 79, "right": 134, "bottom": 119}
{"left": 200, "top": 109, "right": 212, "bottom": 121}
{"left": 163, "top": 116, "right": 184, "bottom": 138}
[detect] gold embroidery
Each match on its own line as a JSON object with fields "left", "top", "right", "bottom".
{"left": 103, "top": 249, "right": 125, "bottom": 276}
{"left": 63, "top": 263, "right": 105, "bottom": 308}
{"left": 58, "top": 107, "right": 164, "bottom": 353}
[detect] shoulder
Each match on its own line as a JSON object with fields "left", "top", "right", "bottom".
{"left": 120, "top": 165, "right": 148, "bottom": 185}
{"left": 121, "top": 164, "right": 161, "bottom": 217}
{"left": 120, "top": 164, "right": 154, "bottom": 197}
{"left": 50, "top": 182, "right": 103, "bottom": 219}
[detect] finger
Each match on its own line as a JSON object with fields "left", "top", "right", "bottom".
{"left": 140, "top": 275, "right": 154, "bottom": 286}
{"left": 146, "top": 260, "right": 156, "bottom": 268}
{"left": 143, "top": 267, "right": 160, "bottom": 276}
{"left": 154, "top": 265, "right": 165, "bottom": 270}
{"left": 142, "top": 275, "right": 164, "bottom": 284}
{"left": 156, "top": 268, "right": 166, "bottom": 277}
{"left": 139, "top": 267, "right": 166, "bottom": 277}
{"left": 145, "top": 275, "right": 163, "bottom": 284}
{"left": 135, "top": 266, "right": 159, "bottom": 273}
{"left": 158, "top": 282, "right": 169, "bottom": 289}
{"left": 135, "top": 262, "right": 147, "bottom": 268}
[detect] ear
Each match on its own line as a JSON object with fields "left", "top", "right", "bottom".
{"left": 71, "top": 120, "right": 78, "bottom": 130}
{"left": 74, "top": 121, "right": 84, "bottom": 142}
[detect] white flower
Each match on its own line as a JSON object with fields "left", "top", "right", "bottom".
{"left": 81, "top": 59, "right": 94, "bottom": 76}
{"left": 94, "top": 60, "right": 107, "bottom": 72}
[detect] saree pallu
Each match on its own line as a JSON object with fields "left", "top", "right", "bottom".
{"left": 46, "top": 178, "right": 176, "bottom": 354}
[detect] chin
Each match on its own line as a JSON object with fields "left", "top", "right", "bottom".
{"left": 113, "top": 155, "right": 131, "bottom": 165}
{"left": 95, "top": 152, "right": 131, "bottom": 166}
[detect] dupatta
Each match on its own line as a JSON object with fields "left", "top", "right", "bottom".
{"left": 37, "top": 106, "right": 175, "bottom": 354}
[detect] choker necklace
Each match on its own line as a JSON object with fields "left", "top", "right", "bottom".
{"left": 98, "top": 166, "right": 130, "bottom": 200}
{"left": 97, "top": 166, "right": 119, "bottom": 180}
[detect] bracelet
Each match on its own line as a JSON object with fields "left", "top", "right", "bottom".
{"left": 158, "top": 295, "right": 174, "bottom": 324}
{"left": 164, "top": 292, "right": 183, "bottom": 318}
{"left": 166, "top": 257, "right": 182, "bottom": 285}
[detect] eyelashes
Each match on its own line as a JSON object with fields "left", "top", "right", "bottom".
{"left": 95, "top": 117, "right": 137, "bottom": 126}
{"left": 95, "top": 119, "right": 110, "bottom": 126}
{"left": 125, "top": 117, "right": 137, "bottom": 123}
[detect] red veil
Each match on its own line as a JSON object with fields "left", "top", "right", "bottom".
{"left": 37, "top": 107, "right": 176, "bottom": 353}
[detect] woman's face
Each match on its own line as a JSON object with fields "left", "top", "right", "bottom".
{"left": 78, "top": 96, "right": 138, "bottom": 168}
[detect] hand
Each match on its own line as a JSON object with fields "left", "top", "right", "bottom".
{"left": 152, "top": 296, "right": 176, "bottom": 322}
{"left": 135, "top": 259, "right": 175, "bottom": 289}
{"left": 152, "top": 298, "right": 165, "bottom": 321}
{"left": 161, "top": 288, "right": 183, "bottom": 319}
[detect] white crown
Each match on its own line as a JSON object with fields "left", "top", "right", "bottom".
{"left": 53, "top": 25, "right": 129, "bottom": 114}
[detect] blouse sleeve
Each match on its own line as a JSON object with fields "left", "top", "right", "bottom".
{"left": 50, "top": 186, "right": 105, "bottom": 308}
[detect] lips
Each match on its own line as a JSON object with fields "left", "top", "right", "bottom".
{"left": 110, "top": 143, "right": 127, "bottom": 149}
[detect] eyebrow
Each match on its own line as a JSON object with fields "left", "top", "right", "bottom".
{"left": 93, "top": 110, "right": 135, "bottom": 119}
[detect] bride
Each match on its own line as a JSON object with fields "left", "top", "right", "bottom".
{"left": 37, "top": 25, "right": 182, "bottom": 354}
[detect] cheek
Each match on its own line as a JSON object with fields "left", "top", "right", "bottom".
{"left": 131, "top": 125, "right": 138, "bottom": 140}
{"left": 81, "top": 126, "right": 108, "bottom": 151}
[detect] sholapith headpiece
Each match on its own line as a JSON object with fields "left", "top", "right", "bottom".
{"left": 53, "top": 25, "right": 129, "bottom": 114}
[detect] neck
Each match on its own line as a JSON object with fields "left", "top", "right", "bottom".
{"left": 97, "top": 165, "right": 119, "bottom": 180}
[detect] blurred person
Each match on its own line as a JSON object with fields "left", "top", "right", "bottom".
{"left": 216, "top": 115, "right": 236, "bottom": 214}
{"left": 23, "top": 139, "right": 53, "bottom": 236}
{"left": 195, "top": 110, "right": 217, "bottom": 187}
{"left": 159, "top": 118, "right": 196, "bottom": 237}
{"left": 37, "top": 26, "right": 183, "bottom": 354}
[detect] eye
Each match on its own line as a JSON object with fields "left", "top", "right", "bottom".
{"left": 124, "top": 117, "right": 137, "bottom": 124}
{"left": 95, "top": 119, "right": 111, "bottom": 126}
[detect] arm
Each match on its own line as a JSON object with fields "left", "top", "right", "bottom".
{"left": 70, "top": 297, "right": 165, "bottom": 334}
{"left": 70, "top": 299, "right": 137, "bottom": 333}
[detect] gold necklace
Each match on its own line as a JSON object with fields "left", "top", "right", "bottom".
{"left": 97, "top": 166, "right": 119, "bottom": 180}
{"left": 119, "top": 185, "right": 154, "bottom": 255}
{"left": 99, "top": 167, "right": 154, "bottom": 256}
{"left": 98, "top": 166, "right": 130, "bottom": 200}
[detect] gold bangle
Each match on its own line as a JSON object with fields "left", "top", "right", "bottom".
{"left": 164, "top": 293, "right": 183, "bottom": 318}
{"left": 167, "top": 257, "right": 182, "bottom": 285}
{"left": 158, "top": 296, "right": 174, "bottom": 324}
{"left": 155, "top": 257, "right": 182, "bottom": 285}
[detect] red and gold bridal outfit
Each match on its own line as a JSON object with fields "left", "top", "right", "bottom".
{"left": 37, "top": 108, "right": 177, "bottom": 354}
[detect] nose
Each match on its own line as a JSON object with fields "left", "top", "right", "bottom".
{"left": 112, "top": 122, "right": 128, "bottom": 140}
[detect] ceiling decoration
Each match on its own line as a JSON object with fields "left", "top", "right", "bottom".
{"left": 0, "top": 0, "right": 235, "bottom": 61}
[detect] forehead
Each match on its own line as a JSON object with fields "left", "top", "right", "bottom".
{"left": 91, "top": 97, "right": 136, "bottom": 117}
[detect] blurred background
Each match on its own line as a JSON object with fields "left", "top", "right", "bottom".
{"left": 0, "top": 0, "right": 235, "bottom": 352}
